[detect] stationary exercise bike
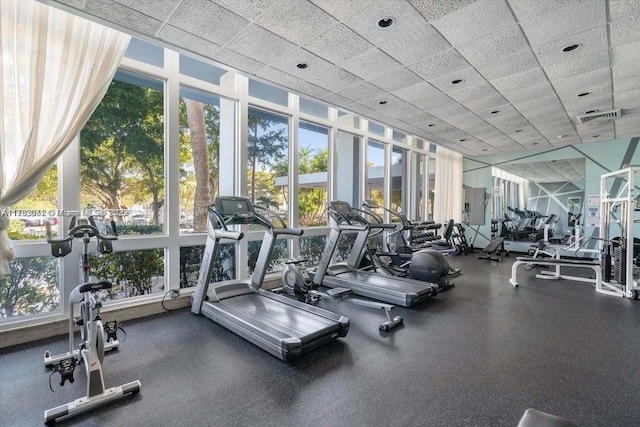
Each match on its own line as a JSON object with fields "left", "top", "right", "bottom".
{"left": 43, "top": 217, "right": 141, "bottom": 424}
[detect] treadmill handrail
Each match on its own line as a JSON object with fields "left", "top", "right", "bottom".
{"left": 273, "top": 227, "right": 304, "bottom": 237}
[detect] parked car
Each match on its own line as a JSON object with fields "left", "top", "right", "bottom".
{"left": 129, "top": 213, "right": 150, "bottom": 225}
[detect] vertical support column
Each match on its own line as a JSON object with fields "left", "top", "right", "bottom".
{"left": 164, "top": 49, "right": 181, "bottom": 294}
{"left": 59, "top": 135, "right": 81, "bottom": 315}
{"left": 289, "top": 93, "right": 300, "bottom": 260}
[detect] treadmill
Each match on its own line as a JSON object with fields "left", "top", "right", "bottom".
{"left": 312, "top": 201, "right": 438, "bottom": 307}
{"left": 191, "top": 196, "right": 349, "bottom": 362}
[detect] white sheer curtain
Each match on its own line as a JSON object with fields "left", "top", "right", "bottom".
{"left": 433, "top": 146, "right": 463, "bottom": 223}
{"left": 0, "top": 1, "right": 131, "bottom": 275}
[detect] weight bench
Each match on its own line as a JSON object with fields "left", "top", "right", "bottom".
{"left": 509, "top": 256, "right": 601, "bottom": 288}
{"left": 478, "top": 237, "right": 504, "bottom": 261}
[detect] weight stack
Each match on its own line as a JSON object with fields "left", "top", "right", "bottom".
{"left": 614, "top": 245, "right": 626, "bottom": 285}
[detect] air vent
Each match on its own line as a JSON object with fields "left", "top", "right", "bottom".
{"left": 577, "top": 108, "right": 622, "bottom": 124}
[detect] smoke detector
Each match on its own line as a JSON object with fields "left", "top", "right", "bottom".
{"left": 577, "top": 108, "right": 622, "bottom": 124}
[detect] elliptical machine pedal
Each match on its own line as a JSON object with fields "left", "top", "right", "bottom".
{"left": 281, "top": 259, "right": 403, "bottom": 331}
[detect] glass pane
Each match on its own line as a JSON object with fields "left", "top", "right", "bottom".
{"left": 430, "top": 143, "right": 437, "bottom": 153}
{"left": 416, "top": 139, "right": 424, "bottom": 150}
{"left": 248, "top": 239, "right": 287, "bottom": 274}
{"left": 0, "top": 256, "right": 60, "bottom": 319}
{"left": 392, "top": 130, "right": 406, "bottom": 143}
{"left": 336, "top": 131, "right": 361, "bottom": 207}
{"left": 6, "top": 164, "right": 59, "bottom": 241}
{"left": 180, "top": 55, "right": 228, "bottom": 86}
{"left": 299, "top": 97, "right": 328, "bottom": 119}
{"left": 368, "top": 121, "right": 385, "bottom": 137}
{"left": 247, "top": 107, "right": 289, "bottom": 220}
{"left": 299, "top": 235, "right": 327, "bottom": 265}
{"left": 89, "top": 249, "right": 164, "bottom": 300}
{"left": 179, "top": 86, "right": 223, "bottom": 233}
{"left": 249, "top": 79, "right": 289, "bottom": 106}
{"left": 298, "top": 121, "right": 329, "bottom": 226}
{"left": 428, "top": 156, "right": 436, "bottom": 220}
{"left": 414, "top": 153, "right": 426, "bottom": 220}
{"left": 391, "top": 147, "right": 407, "bottom": 217}
{"left": 180, "top": 244, "right": 235, "bottom": 288}
{"left": 124, "top": 37, "right": 164, "bottom": 67}
{"left": 80, "top": 70, "right": 165, "bottom": 235}
{"left": 367, "top": 140, "right": 386, "bottom": 208}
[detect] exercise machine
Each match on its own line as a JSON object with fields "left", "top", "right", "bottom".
{"left": 43, "top": 217, "right": 141, "bottom": 424}
{"left": 478, "top": 237, "right": 506, "bottom": 261}
{"left": 361, "top": 200, "right": 460, "bottom": 283}
{"left": 281, "top": 259, "right": 403, "bottom": 332}
{"left": 597, "top": 166, "right": 640, "bottom": 299}
{"left": 312, "top": 201, "right": 438, "bottom": 308}
{"left": 191, "top": 196, "right": 349, "bottom": 361}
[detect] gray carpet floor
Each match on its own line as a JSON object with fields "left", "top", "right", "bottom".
{"left": 1, "top": 254, "right": 638, "bottom": 427}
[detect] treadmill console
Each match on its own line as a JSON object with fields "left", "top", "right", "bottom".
{"left": 329, "top": 201, "right": 353, "bottom": 215}
{"left": 214, "top": 197, "right": 257, "bottom": 225}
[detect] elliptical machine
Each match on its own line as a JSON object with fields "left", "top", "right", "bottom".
{"left": 43, "top": 217, "right": 141, "bottom": 424}
{"left": 360, "top": 200, "right": 459, "bottom": 290}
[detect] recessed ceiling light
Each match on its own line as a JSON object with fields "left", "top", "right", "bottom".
{"left": 379, "top": 100, "right": 387, "bottom": 105}
{"left": 584, "top": 109, "right": 598, "bottom": 114}
{"left": 459, "top": 139, "right": 467, "bottom": 142}
{"left": 377, "top": 17, "right": 394, "bottom": 28}
{"left": 491, "top": 110, "right": 500, "bottom": 114}
{"left": 577, "top": 92, "right": 591, "bottom": 97}
{"left": 427, "top": 124, "right": 435, "bottom": 127}
{"left": 552, "top": 160, "right": 557, "bottom": 162}
{"left": 451, "top": 79, "right": 464, "bottom": 85}
{"left": 593, "top": 134, "right": 600, "bottom": 138}
{"left": 561, "top": 44, "right": 581, "bottom": 52}
{"left": 532, "top": 142, "right": 539, "bottom": 145}
{"left": 515, "top": 129, "right": 522, "bottom": 133}
{"left": 482, "top": 149, "right": 488, "bottom": 152}
{"left": 557, "top": 135, "right": 565, "bottom": 139}
{"left": 296, "top": 63, "right": 308, "bottom": 69}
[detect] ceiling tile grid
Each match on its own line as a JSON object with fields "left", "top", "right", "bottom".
{"left": 52, "top": 0, "right": 640, "bottom": 158}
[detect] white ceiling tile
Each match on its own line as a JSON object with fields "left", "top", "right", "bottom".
{"left": 551, "top": 68, "right": 611, "bottom": 93}
{"left": 303, "top": 24, "right": 374, "bottom": 64}
{"left": 612, "top": 60, "right": 640, "bottom": 80}
{"left": 339, "top": 81, "right": 387, "bottom": 103}
{"left": 308, "top": 0, "right": 374, "bottom": 21}
{"left": 431, "top": 0, "right": 515, "bottom": 46}
{"left": 307, "top": 66, "right": 362, "bottom": 93}
{"left": 473, "top": 49, "right": 539, "bottom": 81}
{"left": 256, "top": 1, "right": 338, "bottom": 45}
{"left": 410, "top": 92, "right": 457, "bottom": 110}
{"left": 344, "top": 1, "right": 451, "bottom": 63}
{"left": 502, "top": 82, "right": 556, "bottom": 103}
{"left": 321, "top": 92, "right": 357, "bottom": 108}
{"left": 614, "top": 76, "right": 640, "bottom": 93}
{"left": 169, "top": 0, "right": 250, "bottom": 45}
{"left": 543, "top": 49, "right": 610, "bottom": 81}
{"left": 406, "top": 49, "right": 470, "bottom": 80}
{"left": 520, "top": 1, "right": 605, "bottom": 46}
{"left": 212, "top": 0, "right": 279, "bottom": 21}
{"left": 409, "top": 0, "right": 479, "bottom": 21}
{"left": 611, "top": 40, "right": 640, "bottom": 66}
{"left": 610, "top": 12, "right": 640, "bottom": 46}
{"left": 269, "top": 48, "right": 335, "bottom": 79}
{"left": 157, "top": 25, "right": 222, "bottom": 58}
{"left": 491, "top": 68, "right": 547, "bottom": 93}
{"left": 225, "top": 25, "right": 297, "bottom": 64}
{"left": 449, "top": 82, "right": 498, "bottom": 103}
{"left": 429, "top": 103, "right": 472, "bottom": 119}
{"left": 391, "top": 81, "right": 443, "bottom": 103}
{"left": 340, "top": 49, "right": 403, "bottom": 80}
{"left": 508, "top": 0, "right": 583, "bottom": 22}
{"left": 614, "top": 88, "right": 640, "bottom": 107}
{"left": 429, "top": 67, "right": 487, "bottom": 93}
{"left": 609, "top": 0, "right": 640, "bottom": 21}
{"left": 113, "top": 0, "right": 178, "bottom": 20}
{"left": 563, "top": 95, "right": 613, "bottom": 116}
{"left": 84, "top": 0, "right": 164, "bottom": 35}
{"left": 369, "top": 68, "right": 423, "bottom": 92}
{"left": 461, "top": 93, "right": 509, "bottom": 111}
{"left": 403, "top": 111, "right": 436, "bottom": 123}
{"left": 213, "top": 49, "right": 265, "bottom": 74}
{"left": 511, "top": 94, "right": 561, "bottom": 112}
{"left": 457, "top": 25, "right": 529, "bottom": 65}
{"left": 534, "top": 26, "right": 608, "bottom": 68}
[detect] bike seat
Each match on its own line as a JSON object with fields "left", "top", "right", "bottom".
{"left": 78, "top": 280, "right": 113, "bottom": 293}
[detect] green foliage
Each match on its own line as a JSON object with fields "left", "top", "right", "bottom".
{"left": 247, "top": 112, "right": 288, "bottom": 204}
{"left": 179, "top": 244, "right": 235, "bottom": 288}
{"left": 11, "top": 165, "right": 58, "bottom": 210}
{"left": 90, "top": 249, "right": 164, "bottom": 300}
{"left": 0, "top": 257, "right": 59, "bottom": 318}
{"left": 80, "top": 79, "right": 164, "bottom": 220}
{"left": 299, "top": 236, "right": 327, "bottom": 265}
{"left": 248, "top": 239, "right": 287, "bottom": 274}
{"left": 115, "top": 224, "right": 162, "bottom": 236}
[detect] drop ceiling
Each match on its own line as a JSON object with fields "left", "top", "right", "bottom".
{"left": 48, "top": 0, "right": 640, "bottom": 157}
{"left": 498, "top": 158, "right": 586, "bottom": 183}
